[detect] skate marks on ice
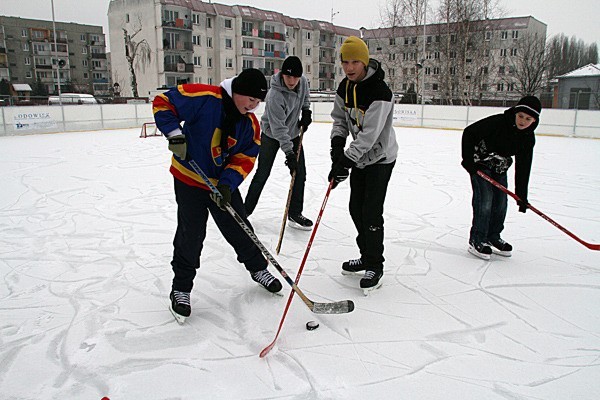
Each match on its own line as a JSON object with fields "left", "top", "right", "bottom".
{"left": 0, "top": 127, "right": 598, "bottom": 398}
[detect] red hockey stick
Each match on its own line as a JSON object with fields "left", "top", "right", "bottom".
{"left": 260, "top": 180, "right": 336, "bottom": 357}
{"left": 477, "top": 171, "right": 599, "bottom": 251}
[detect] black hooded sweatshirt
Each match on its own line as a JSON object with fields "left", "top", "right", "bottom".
{"left": 461, "top": 107, "right": 538, "bottom": 202}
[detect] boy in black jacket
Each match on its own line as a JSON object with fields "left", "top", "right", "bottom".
{"left": 461, "top": 95, "right": 542, "bottom": 260}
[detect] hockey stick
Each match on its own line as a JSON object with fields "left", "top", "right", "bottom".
{"left": 260, "top": 180, "right": 334, "bottom": 358}
{"left": 477, "top": 171, "right": 600, "bottom": 251}
{"left": 275, "top": 127, "right": 305, "bottom": 255}
{"left": 187, "top": 159, "right": 356, "bottom": 313}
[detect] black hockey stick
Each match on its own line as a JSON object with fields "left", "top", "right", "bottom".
{"left": 188, "top": 159, "right": 355, "bottom": 314}
{"left": 478, "top": 171, "right": 600, "bottom": 251}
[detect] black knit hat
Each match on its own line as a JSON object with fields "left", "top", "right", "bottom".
{"left": 281, "top": 56, "right": 303, "bottom": 77}
{"left": 515, "top": 95, "right": 542, "bottom": 119}
{"left": 232, "top": 68, "right": 268, "bottom": 100}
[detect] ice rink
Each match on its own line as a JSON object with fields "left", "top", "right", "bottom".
{"left": 1, "top": 123, "right": 599, "bottom": 399}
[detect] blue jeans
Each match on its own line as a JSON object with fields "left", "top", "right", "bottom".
{"left": 469, "top": 170, "right": 508, "bottom": 244}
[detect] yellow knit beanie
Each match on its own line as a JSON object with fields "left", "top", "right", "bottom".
{"left": 340, "top": 36, "right": 369, "bottom": 67}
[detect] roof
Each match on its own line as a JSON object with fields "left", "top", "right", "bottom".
{"left": 12, "top": 84, "right": 32, "bottom": 91}
{"left": 557, "top": 64, "right": 600, "bottom": 78}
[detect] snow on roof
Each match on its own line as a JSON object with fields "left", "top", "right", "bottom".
{"left": 12, "top": 84, "right": 32, "bottom": 91}
{"left": 557, "top": 63, "right": 600, "bottom": 78}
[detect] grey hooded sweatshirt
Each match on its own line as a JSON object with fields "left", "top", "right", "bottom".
{"left": 331, "top": 59, "right": 398, "bottom": 168}
{"left": 260, "top": 72, "right": 311, "bottom": 154}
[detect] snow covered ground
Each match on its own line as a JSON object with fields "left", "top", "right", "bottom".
{"left": 1, "top": 124, "right": 599, "bottom": 399}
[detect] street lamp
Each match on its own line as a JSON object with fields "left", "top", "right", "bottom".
{"left": 51, "top": 0, "right": 62, "bottom": 105}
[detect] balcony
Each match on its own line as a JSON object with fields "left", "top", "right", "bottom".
{"left": 241, "top": 29, "right": 285, "bottom": 41}
{"left": 91, "top": 53, "right": 107, "bottom": 59}
{"left": 319, "top": 72, "right": 334, "bottom": 79}
{"left": 162, "top": 19, "right": 192, "bottom": 30}
{"left": 34, "top": 64, "right": 53, "bottom": 70}
{"left": 165, "top": 63, "right": 194, "bottom": 73}
{"left": 264, "top": 50, "right": 286, "bottom": 59}
{"left": 319, "top": 55, "right": 336, "bottom": 63}
{"left": 242, "top": 47, "right": 265, "bottom": 57}
{"left": 93, "top": 78, "right": 109, "bottom": 83}
{"left": 319, "top": 40, "right": 335, "bottom": 48}
{"left": 258, "top": 68, "right": 275, "bottom": 76}
{"left": 164, "top": 41, "right": 193, "bottom": 52}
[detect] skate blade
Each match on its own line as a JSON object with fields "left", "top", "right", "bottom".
{"left": 491, "top": 248, "right": 512, "bottom": 257}
{"left": 341, "top": 269, "right": 365, "bottom": 276}
{"left": 362, "top": 282, "right": 383, "bottom": 296}
{"left": 287, "top": 220, "right": 312, "bottom": 231}
{"left": 468, "top": 246, "right": 491, "bottom": 260}
{"left": 169, "top": 304, "right": 188, "bottom": 325}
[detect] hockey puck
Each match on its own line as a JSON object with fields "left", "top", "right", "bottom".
{"left": 306, "top": 321, "right": 319, "bottom": 330}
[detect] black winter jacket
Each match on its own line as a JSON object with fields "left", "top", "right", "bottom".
{"left": 461, "top": 107, "right": 537, "bottom": 201}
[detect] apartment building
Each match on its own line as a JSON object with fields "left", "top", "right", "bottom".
{"left": 108, "top": 0, "right": 358, "bottom": 98}
{"left": 0, "top": 16, "right": 110, "bottom": 96}
{"left": 363, "top": 16, "right": 547, "bottom": 105}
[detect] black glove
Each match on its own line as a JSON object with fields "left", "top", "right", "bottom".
{"left": 285, "top": 151, "right": 298, "bottom": 175}
{"left": 462, "top": 161, "right": 480, "bottom": 175}
{"left": 168, "top": 134, "right": 187, "bottom": 159}
{"left": 330, "top": 136, "right": 346, "bottom": 164}
{"left": 210, "top": 184, "right": 232, "bottom": 211}
{"left": 298, "top": 109, "right": 312, "bottom": 132}
{"left": 328, "top": 155, "right": 355, "bottom": 189}
{"left": 517, "top": 199, "right": 528, "bottom": 213}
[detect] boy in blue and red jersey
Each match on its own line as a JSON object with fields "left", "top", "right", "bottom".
{"left": 153, "top": 68, "right": 282, "bottom": 324}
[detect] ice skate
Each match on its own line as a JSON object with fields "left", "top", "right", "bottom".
{"left": 360, "top": 270, "right": 383, "bottom": 296}
{"left": 251, "top": 269, "right": 283, "bottom": 294}
{"left": 287, "top": 213, "right": 313, "bottom": 231}
{"left": 488, "top": 238, "right": 512, "bottom": 257}
{"left": 341, "top": 258, "right": 366, "bottom": 275}
{"left": 170, "top": 290, "right": 191, "bottom": 324}
{"left": 468, "top": 240, "right": 492, "bottom": 260}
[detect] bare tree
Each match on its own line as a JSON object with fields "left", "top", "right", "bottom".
{"left": 546, "top": 34, "right": 598, "bottom": 79}
{"left": 123, "top": 18, "right": 151, "bottom": 98}
{"left": 504, "top": 32, "right": 548, "bottom": 96}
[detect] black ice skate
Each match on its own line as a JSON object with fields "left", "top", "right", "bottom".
{"left": 468, "top": 240, "right": 492, "bottom": 260}
{"left": 169, "top": 290, "right": 191, "bottom": 324}
{"left": 360, "top": 270, "right": 383, "bottom": 296}
{"left": 488, "top": 238, "right": 512, "bottom": 257}
{"left": 287, "top": 213, "right": 313, "bottom": 231}
{"left": 251, "top": 269, "right": 283, "bottom": 293}
{"left": 341, "top": 258, "right": 366, "bottom": 275}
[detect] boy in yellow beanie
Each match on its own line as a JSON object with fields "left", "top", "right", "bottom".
{"left": 328, "top": 36, "right": 398, "bottom": 295}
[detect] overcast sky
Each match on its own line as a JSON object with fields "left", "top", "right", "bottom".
{"left": 1, "top": 0, "right": 598, "bottom": 52}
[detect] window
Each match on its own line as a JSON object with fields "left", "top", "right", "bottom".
{"left": 500, "top": 49, "right": 507, "bottom": 57}
{"left": 449, "top": 51, "right": 456, "bottom": 59}
{"left": 306, "top": 31, "right": 311, "bottom": 40}
{"left": 511, "top": 48, "right": 518, "bottom": 56}
{"left": 225, "top": 38, "right": 232, "bottom": 49}
{"left": 432, "top": 83, "right": 438, "bottom": 91}
{"left": 305, "top": 47, "right": 311, "bottom": 56}
{"left": 163, "top": 10, "right": 179, "bottom": 21}
{"left": 26, "top": 71, "right": 32, "bottom": 78}
{"left": 512, "top": 30, "right": 519, "bottom": 39}
{"left": 508, "top": 83, "right": 516, "bottom": 91}
{"left": 21, "top": 29, "right": 28, "bottom": 37}
{"left": 388, "top": 53, "right": 395, "bottom": 61}
{"left": 224, "top": 19, "right": 232, "bottom": 29}
{"left": 83, "top": 72, "right": 89, "bottom": 79}
{"left": 82, "top": 47, "right": 87, "bottom": 54}
{"left": 389, "top": 38, "right": 395, "bottom": 45}
{"left": 193, "top": 35, "right": 201, "bottom": 45}
{"left": 482, "top": 66, "right": 488, "bottom": 74}
{"left": 126, "top": 14, "right": 130, "bottom": 23}
{"left": 404, "top": 37, "right": 409, "bottom": 45}
{"left": 306, "top": 64, "right": 311, "bottom": 73}
{"left": 499, "top": 66, "right": 505, "bottom": 74}
{"left": 485, "top": 31, "right": 492, "bottom": 41}
{"left": 411, "top": 37, "right": 417, "bottom": 44}
{"left": 225, "top": 58, "right": 233, "bottom": 68}
{"left": 433, "top": 67, "right": 440, "bottom": 75}
{"left": 207, "top": 78, "right": 213, "bottom": 85}
{"left": 80, "top": 34, "right": 86, "bottom": 41}
{"left": 434, "top": 51, "right": 440, "bottom": 59}
{"left": 501, "top": 31, "right": 508, "bottom": 40}
{"left": 425, "top": 67, "right": 431, "bottom": 75}
{"left": 484, "top": 49, "right": 490, "bottom": 57}
{"left": 194, "top": 56, "right": 202, "bottom": 66}
{"left": 497, "top": 82, "right": 504, "bottom": 91}
{"left": 206, "top": 37, "right": 213, "bottom": 48}
{"left": 83, "top": 60, "right": 88, "bottom": 67}
{"left": 24, "top": 57, "right": 31, "bottom": 65}
{"left": 402, "top": 68, "right": 408, "bottom": 75}
{"left": 426, "top": 52, "right": 432, "bottom": 60}
{"left": 509, "top": 66, "right": 516, "bottom": 74}
{"left": 206, "top": 17, "right": 212, "bottom": 28}
{"left": 22, "top": 43, "right": 29, "bottom": 51}
{"left": 242, "top": 21, "right": 253, "bottom": 32}
{"left": 450, "top": 34, "right": 456, "bottom": 43}
{"left": 427, "top": 36, "right": 432, "bottom": 44}
{"left": 207, "top": 57, "right": 212, "bottom": 68}
{"left": 449, "top": 67, "right": 456, "bottom": 75}
{"left": 481, "top": 84, "right": 488, "bottom": 91}
{"left": 410, "top": 68, "right": 416, "bottom": 75}
{"left": 243, "top": 59, "right": 254, "bottom": 69}
{"left": 402, "top": 83, "right": 408, "bottom": 90}
{"left": 33, "top": 31, "right": 44, "bottom": 39}
{"left": 192, "top": 14, "right": 200, "bottom": 24}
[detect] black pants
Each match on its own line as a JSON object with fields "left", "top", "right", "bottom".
{"left": 171, "top": 178, "right": 267, "bottom": 292}
{"left": 244, "top": 134, "right": 306, "bottom": 216}
{"left": 348, "top": 161, "right": 395, "bottom": 271}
